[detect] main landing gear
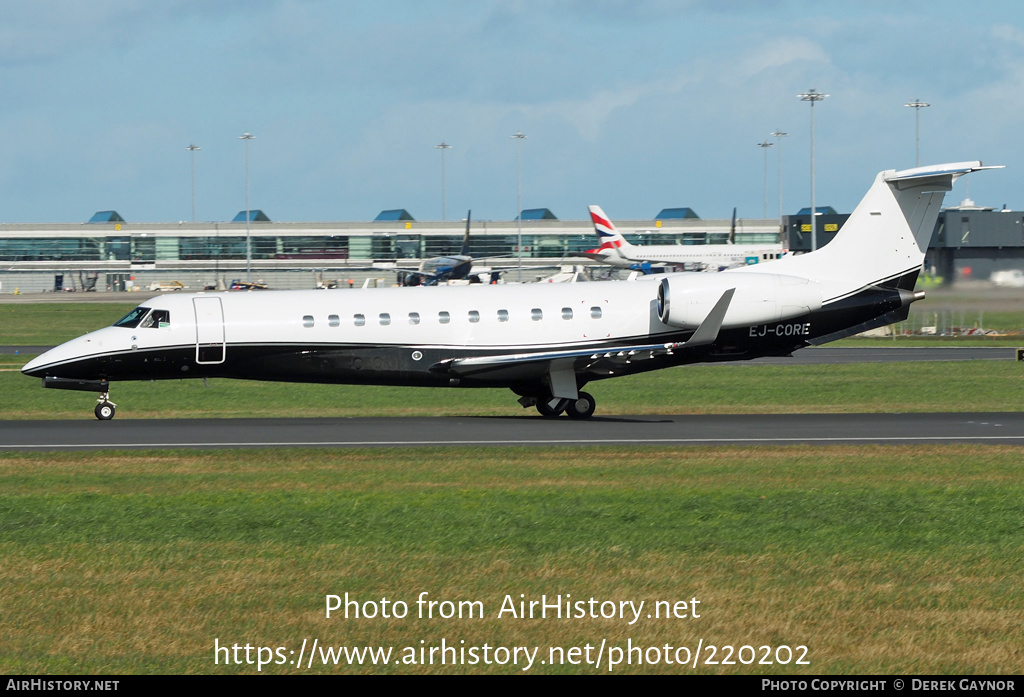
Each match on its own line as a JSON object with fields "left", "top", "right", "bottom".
{"left": 95, "top": 393, "right": 117, "bottom": 421}
{"left": 530, "top": 392, "right": 597, "bottom": 420}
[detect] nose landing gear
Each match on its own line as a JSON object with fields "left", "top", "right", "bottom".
{"left": 40, "top": 378, "right": 116, "bottom": 421}
{"left": 95, "top": 393, "right": 117, "bottom": 420}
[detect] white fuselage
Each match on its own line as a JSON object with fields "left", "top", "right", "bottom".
{"left": 591, "top": 243, "right": 786, "bottom": 270}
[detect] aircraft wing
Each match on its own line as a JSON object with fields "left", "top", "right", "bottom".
{"left": 431, "top": 289, "right": 734, "bottom": 395}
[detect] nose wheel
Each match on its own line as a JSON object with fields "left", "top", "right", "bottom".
{"left": 95, "top": 394, "right": 117, "bottom": 420}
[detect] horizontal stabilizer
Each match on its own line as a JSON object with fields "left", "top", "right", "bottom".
{"left": 885, "top": 161, "right": 1001, "bottom": 183}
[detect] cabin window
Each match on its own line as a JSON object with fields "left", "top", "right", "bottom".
{"left": 590, "top": 306, "right": 603, "bottom": 319}
{"left": 497, "top": 309, "right": 509, "bottom": 322}
{"left": 328, "top": 314, "right": 340, "bottom": 327}
{"left": 561, "top": 307, "right": 573, "bottom": 320}
{"left": 379, "top": 313, "right": 391, "bottom": 326}
{"left": 409, "top": 312, "right": 420, "bottom": 325}
{"left": 113, "top": 307, "right": 151, "bottom": 328}
{"left": 468, "top": 310, "right": 480, "bottom": 323}
{"left": 531, "top": 308, "right": 543, "bottom": 321}
{"left": 354, "top": 314, "right": 366, "bottom": 327}
{"left": 303, "top": 315, "right": 314, "bottom": 328}
{"left": 439, "top": 311, "right": 450, "bottom": 324}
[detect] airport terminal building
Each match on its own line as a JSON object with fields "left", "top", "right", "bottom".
{"left": 0, "top": 207, "right": 779, "bottom": 292}
{"left": 1, "top": 202, "right": 1022, "bottom": 292}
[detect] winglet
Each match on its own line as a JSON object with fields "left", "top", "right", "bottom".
{"left": 684, "top": 288, "right": 735, "bottom": 347}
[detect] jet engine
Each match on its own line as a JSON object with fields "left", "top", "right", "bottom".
{"left": 657, "top": 273, "right": 822, "bottom": 329}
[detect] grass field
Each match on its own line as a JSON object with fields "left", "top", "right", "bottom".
{"left": 2, "top": 445, "right": 1023, "bottom": 674}
{"left": 3, "top": 300, "right": 1023, "bottom": 675}
{"left": 4, "top": 358, "right": 1024, "bottom": 419}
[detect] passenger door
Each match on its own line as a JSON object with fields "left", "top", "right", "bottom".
{"left": 193, "top": 297, "right": 225, "bottom": 364}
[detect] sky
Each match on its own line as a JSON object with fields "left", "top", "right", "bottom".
{"left": 1, "top": 0, "right": 1023, "bottom": 224}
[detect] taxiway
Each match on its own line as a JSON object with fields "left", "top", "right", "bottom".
{"left": 1, "top": 412, "right": 1022, "bottom": 451}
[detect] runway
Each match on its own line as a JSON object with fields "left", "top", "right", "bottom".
{"left": 2, "top": 412, "right": 1022, "bottom": 451}
{"left": 4, "top": 346, "right": 1021, "bottom": 451}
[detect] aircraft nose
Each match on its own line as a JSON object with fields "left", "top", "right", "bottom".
{"left": 20, "top": 328, "right": 116, "bottom": 378}
{"left": 22, "top": 346, "right": 65, "bottom": 377}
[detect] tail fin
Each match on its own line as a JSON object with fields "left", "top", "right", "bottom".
{"left": 729, "top": 207, "right": 736, "bottom": 244}
{"left": 460, "top": 210, "right": 472, "bottom": 256}
{"left": 738, "top": 162, "right": 999, "bottom": 299}
{"left": 588, "top": 205, "right": 631, "bottom": 253}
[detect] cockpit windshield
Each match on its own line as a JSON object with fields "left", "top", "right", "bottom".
{"left": 112, "top": 307, "right": 171, "bottom": 329}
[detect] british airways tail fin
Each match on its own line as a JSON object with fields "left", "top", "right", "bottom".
{"left": 587, "top": 205, "right": 632, "bottom": 254}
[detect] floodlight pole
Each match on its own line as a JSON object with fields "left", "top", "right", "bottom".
{"left": 435, "top": 141, "right": 451, "bottom": 221}
{"left": 511, "top": 131, "right": 526, "bottom": 282}
{"left": 758, "top": 139, "right": 774, "bottom": 218}
{"left": 186, "top": 143, "right": 200, "bottom": 223}
{"left": 771, "top": 129, "right": 788, "bottom": 224}
{"left": 240, "top": 132, "right": 255, "bottom": 282}
{"left": 798, "top": 89, "right": 828, "bottom": 251}
{"left": 904, "top": 99, "right": 930, "bottom": 167}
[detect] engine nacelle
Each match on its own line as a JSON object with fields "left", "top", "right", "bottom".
{"left": 657, "top": 273, "right": 822, "bottom": 329}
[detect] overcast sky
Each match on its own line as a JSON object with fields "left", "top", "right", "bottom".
{"left": 1, "top": 0, "right": 1021, "bottom": 223}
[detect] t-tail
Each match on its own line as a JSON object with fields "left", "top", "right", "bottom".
{"left": 735, "top": 161, "right": 1000, "bottom": 301}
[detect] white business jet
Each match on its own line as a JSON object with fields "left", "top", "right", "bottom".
{"left": 24, "top": 162, "right": 996, "bottom": 420}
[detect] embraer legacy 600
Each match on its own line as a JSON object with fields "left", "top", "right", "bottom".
{"left": 23, "top": 162, "right": 996, "bottom": 420}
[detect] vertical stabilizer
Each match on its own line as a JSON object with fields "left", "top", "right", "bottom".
{"left": 734, "top": 162, "right": 999, "bottom": 299}
{"left": 588, "top": 205, "right": 632, "bottom": 254}
{"left": 460, "top": 210, "right": 472, "bottom": 257}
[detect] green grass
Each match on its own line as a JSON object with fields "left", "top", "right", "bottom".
{"left": 2, "top": 445, "right": 1023, "bottom": 674}
{"left": 0, "top": 303, "right": 138, "bottom": 345}
{"left": 4, "top": 357, "right": 1023, "bottom": 419}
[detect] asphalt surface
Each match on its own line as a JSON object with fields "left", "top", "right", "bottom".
{"left": 2, "top": 412, "right": 1022, "bottom": 451}
{"left": 4, "top": 346, "right": 1020, "bottom": 451}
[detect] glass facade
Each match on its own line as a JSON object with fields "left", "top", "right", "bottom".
{"left": 0, "top": 228, "right": 780, "bottom": 263}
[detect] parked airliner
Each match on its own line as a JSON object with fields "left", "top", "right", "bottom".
{"left": 23, "top": 162, "right": 996, "bottom": 420}
{"left": 583, "top": 205, "right": 786, "bottom": 272}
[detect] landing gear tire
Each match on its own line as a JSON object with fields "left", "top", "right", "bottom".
{"left": 536, "top": 397, "right": 569, "bottom": 418}
{"left": 565, "top": 392, "right": 596, "bottom": 420}
{"left": 95, "top": 402, "right": 116, "bottom": 421}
